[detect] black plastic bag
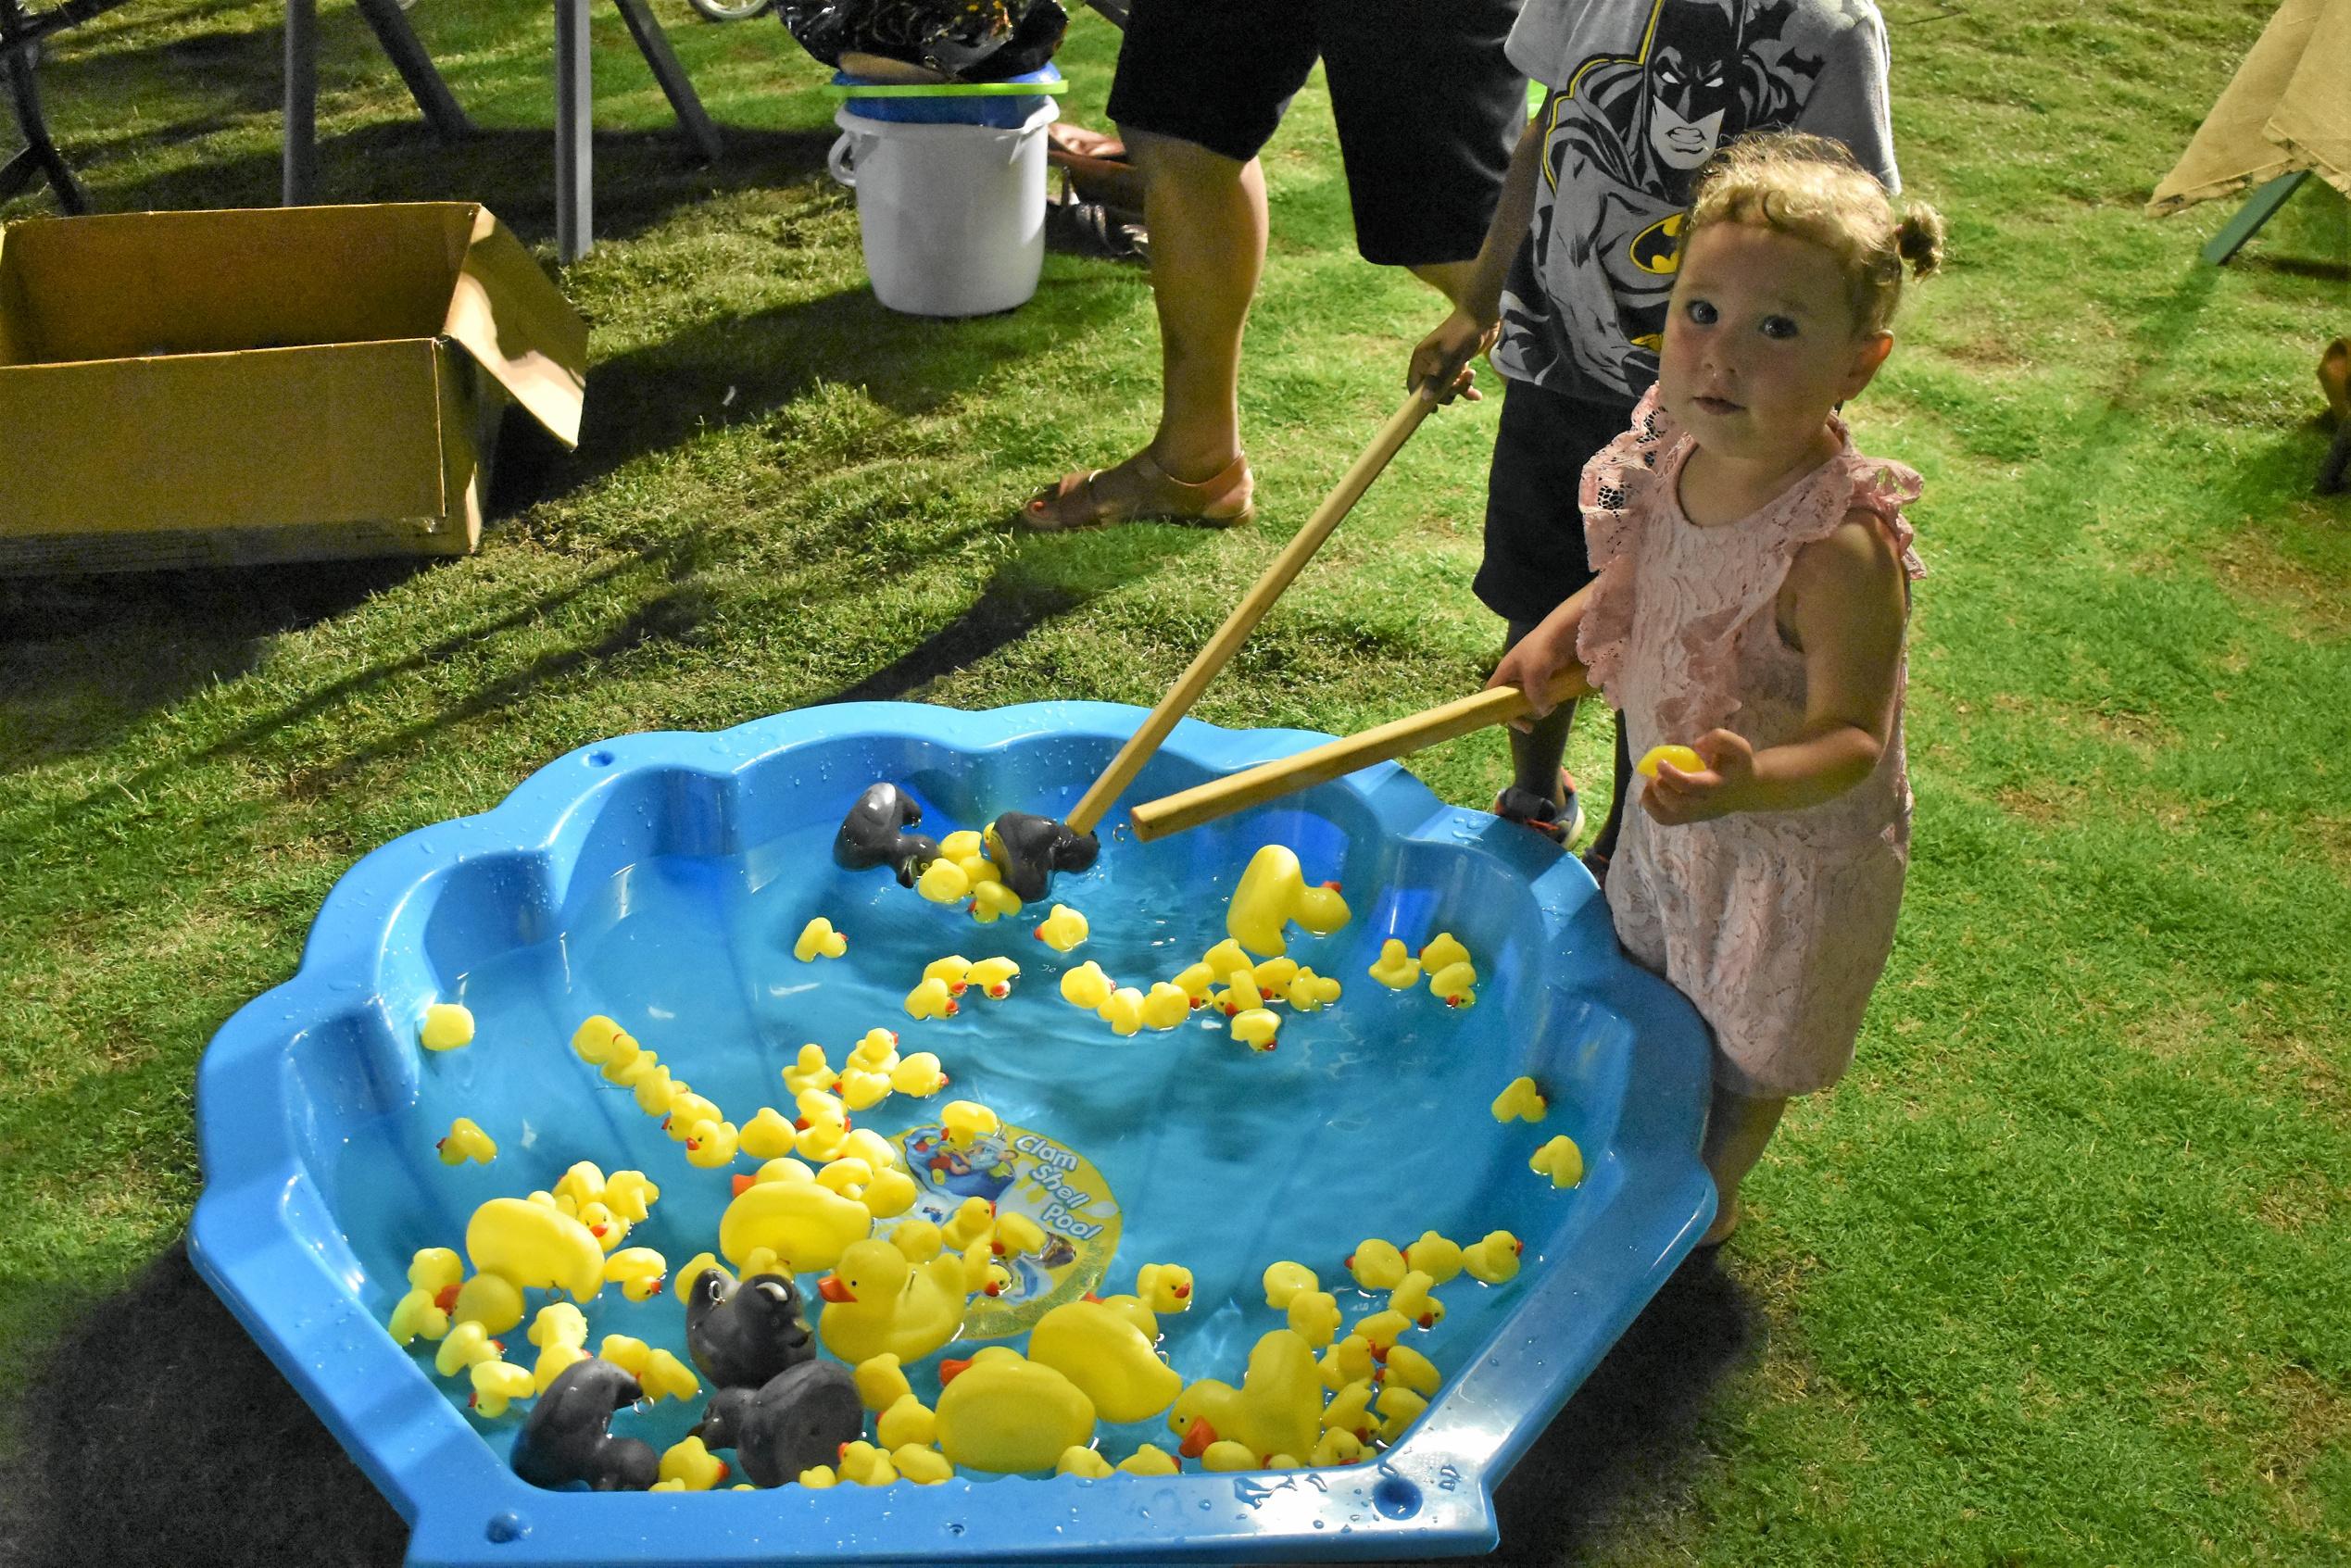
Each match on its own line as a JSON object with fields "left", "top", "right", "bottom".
{"left": 778, "top": 0, "right": 1068, "bottom": 82}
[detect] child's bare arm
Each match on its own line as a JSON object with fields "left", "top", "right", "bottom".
{"left": 1645, "top": 515, "right": 1905, "bottom": 822}
{"left": 1407, "top": 111, "right": 1547, "bottom": 402}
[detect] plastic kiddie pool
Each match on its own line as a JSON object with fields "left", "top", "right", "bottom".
{"left": 189, "top": 700, "right": 1714, "bottom": 1567}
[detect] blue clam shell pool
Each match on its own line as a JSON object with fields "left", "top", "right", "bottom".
{"left": 190, "top": 701, "right": 1714, "bottom": 1566}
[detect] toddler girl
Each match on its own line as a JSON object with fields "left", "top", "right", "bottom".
{"left": 1490, "top": 131, "right": 1943, "bottom": 1247}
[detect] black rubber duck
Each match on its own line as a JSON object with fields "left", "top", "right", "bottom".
{"left": 685, "top": 1261, "right": 816, "bottom": 1391}
{"left": 833, "top": 782, "right": 941, "bottom": 887}
{"left": 691, "top": 1359, "right": 865, "bottom": 1488}
{"left": 509, "top": 1359, "right": 659, "bottom": 1492}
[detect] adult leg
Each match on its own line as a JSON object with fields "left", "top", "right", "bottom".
{"left": 1698, "top": 1084, "right": 1788, "bottom": 1247}
{"left": 1129, "top": 130, "right": 1264, "bottom": 483}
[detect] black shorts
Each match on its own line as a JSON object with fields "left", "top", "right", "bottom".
{"left": 1473, "top": 375, "right": 1636, "bottom": 624}
{"left": 1104, "top": 0, "right": 1525, "bottom": 267}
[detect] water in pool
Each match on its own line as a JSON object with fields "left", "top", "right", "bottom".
{"left": 334, "top": 806, "right": 1629, "bottom": 1476}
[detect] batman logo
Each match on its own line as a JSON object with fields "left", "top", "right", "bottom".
{"left": 1629, "top": 212, "right": 1686, "bottom": 275}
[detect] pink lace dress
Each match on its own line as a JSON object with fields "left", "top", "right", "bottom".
{"left": 1577, "top": 390, "right": 1926, "bottom": 1098}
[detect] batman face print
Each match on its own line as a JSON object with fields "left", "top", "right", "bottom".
{"left": 1642, "top": 0, "right": 1742, "bottom": 171}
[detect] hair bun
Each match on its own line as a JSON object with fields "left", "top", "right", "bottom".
{"left": 1896, "top": 204, "right": 1947, "bottom": 280}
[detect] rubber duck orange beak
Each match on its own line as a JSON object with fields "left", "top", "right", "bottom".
{"left": 937, "top": 1357, "right": 973, "bottom": 1385}
{"left": 818, "top": 1275, "right": 855, "bottom": 1304}
{"left": 1179, "top": 1417, "right": 1216, "bottom": 1459}
{"left": 731, "top": 1174, "right": 756, "bottom": 1197}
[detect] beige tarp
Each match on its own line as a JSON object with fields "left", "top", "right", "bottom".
{"left": 2148, "top": 0, "right": 2351, "bottom": 216}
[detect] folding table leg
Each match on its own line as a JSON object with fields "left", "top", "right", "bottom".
{"left": 353, "top": 0, "right": 473, "bottom": 138}
{"left": 2, "top": 0, "right": 91, "bottom": 213}
{"left": 283, "top": 0, "right": 316, "bottom": 204}
{"left": 555, "top": 0, "right": 593, "bottom": 261}
{"left": 612, "top": 0, "right": 721, "bottom": 163}
{"left": 2202, "top": 169, "right": 2310, "bottom": 266}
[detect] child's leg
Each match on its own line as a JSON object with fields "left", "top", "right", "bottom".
{"left": 1699, "top": 1084, "right": 1788, "bottom": 1246}
{"left": 1583, "top": 714, "right": 1634, "bottom": 870}
{"left": 1502, "top": 618, "right": 1578, "bottom": 803}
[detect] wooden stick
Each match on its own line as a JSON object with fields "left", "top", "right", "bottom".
{"left": 1126, "top": 667, "right": 1590, "bottom": 841}
{"left": 1061, "top": 386, "right": 1439, "bottom": 835}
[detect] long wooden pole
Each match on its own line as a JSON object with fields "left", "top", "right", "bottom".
{"left": 1062, "top": 387, "right": 1437, "bottom": 835}
{"left": 1125, "top": 666, "right": 1590, "bottom": 841}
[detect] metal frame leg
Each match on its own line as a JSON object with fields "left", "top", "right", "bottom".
{"left": 612, "top": 0, "right": 720, "bottom": 163}
{"left": 554, "top": 0, "right": 592, "bottom": 262}
{"left": 353, "top": 0, "right": 473, "bottom": 137}
{"left": 2202, "top": 169, "right": 2310, "bottom": 266}
{"left": 2, "top": 0, "right": 91, "bottom": 213}
{"left": 282, "top": 0, "right": 316, "bottom": 205}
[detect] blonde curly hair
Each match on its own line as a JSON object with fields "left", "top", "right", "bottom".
{"left": 1684, "top": 131, "right": 1945, "bottom": 336}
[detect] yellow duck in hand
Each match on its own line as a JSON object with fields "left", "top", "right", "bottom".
{"left": 1026, "top": 1298, "right": 1183, "bottom": 1424}
{"left": 1167, "top": 1329, "right": 1321, "bottom": 1466}
{"left": 1367, "top": 939, "right": 1421, "bottom": 990}
{"left": 817, "top": 1236, "right": 972, "bottom": 1365}
{"left": 1226, "top": 845, "right": 1352, "bottom": 958}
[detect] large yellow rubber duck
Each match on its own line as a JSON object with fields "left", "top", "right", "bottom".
{"left": 467, "top": 1198, "right": 605, "bottom": 1302}
{"left": 1226, "top": 846, "right": 1352, "bottom": 958}
{"left": 1167, "top": 1329, "right": 1321, "bottom": 1465}
{"left": 934, "top": 1347, "right": 1097, "bottom": 1474}
{"left": 815, "top": 1236, "right": 972, "bottom": 1364}
{"left": 717, "top": 1174, "right": 872, "bottom": 1273}
{"left": 1026, "top": 1299, "right": 1182, "bottom": 1424}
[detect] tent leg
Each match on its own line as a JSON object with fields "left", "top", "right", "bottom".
{"left": 2202, "top": 169, "right": 2310, "bottom": 266}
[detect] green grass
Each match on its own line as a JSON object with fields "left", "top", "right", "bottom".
{"left": 3, "top": 1, "right": 2347, "bottom": 1562}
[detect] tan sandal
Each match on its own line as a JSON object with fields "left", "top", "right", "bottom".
{"left": 1021, "top": 450, "right": 1255, "bottom": 532}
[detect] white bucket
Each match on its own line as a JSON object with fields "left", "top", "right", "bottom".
{"left": 828, "top": 102, "right": 1057, "bottom": 318}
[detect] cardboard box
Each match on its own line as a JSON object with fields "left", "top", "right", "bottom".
{"left": 0, "top": 202, "right": 586, "bottom": 574}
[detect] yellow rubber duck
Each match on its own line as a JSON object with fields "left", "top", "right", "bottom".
{"left": 660, "top": 1435, "right": 731, "bottom": 1489}
{"left": 717, "top": 1173, "right": 872, "bottom": 1273}
{"left": 1367, "top": 939, "right": 1422, "bottom": 990}
{"left": 1167, "top": 1329, "right": 1320, "bottom": 1466}
{"left": 1034, "top": 904, "right": 1090, "bottom": 952}
{"left": 992, "top": 1211, "right": 1048, "bottom": 1259}
{"left": 924, "top": 955, "right": 974, "bottom": 996}
{"left": 602, "top": 1247, "right": 668, "bottom": 1303}
{"left": 1059, "top": 960, "right": 1116, "bottom": 1010}
{"left": 1171, "top": 961, "right": 1217, "bottom": 1005}
{"left": 1388, "top": 1270, "right": 1445, "bottom": 1330}
{"left": 1262, "top": 1261, "right": 1317, "bottom": 1309}
{"left": 1251, "top": 956, "right": 1300, "bottom": 993}
{"left": 1199, "top": 1439, "right": 1258, "bottom": 1472}
{"left": 1316, "top": 1334, "right": 1377, "bottom": 1392}
{"left": 1637, "top": 743, "right": 1706, "bottom": 779}
{"left": 1213, "top": 972, "right": 1263, "bottom": 1014}
{"left": 794, "top": 917, "right": 848, "bottom": 961}
{"left": 1404, "top": 1230, "right": 1465, "bottom": 1284}
{"left": 888, "top": 1217, "right": 945, "bottom": 1262}
{"left": 1285, "top": 970, "right": 1342, "bottom": 1011}
{"left": 939, "top": 829, "right": 986, "bottom": 860}
{"left": 1201, "top": 938, "right": 1254, "bottom": 979}
{"left": 1311, "top": 1429, "right": 1369, "bottom": 1467}
{"left": 967, "top": 956, "right": 1021, "bottom": 998}
{"left": 938, "top": 1196, "right": 998, "bottom": 1252}
{"left": 876, "top": 1392, "right": 937, "bottom": 1449}
{"left": 527, "top": 1302, "right": 590, "bottom": 1391}
{"left": 1462, "top": 1230, "right": 1524, "bottom": 1284}
{"left": 1057, "top": 1446, "right": 1115, "bottom": 1478}
{"left": 917, "top": 859, "right": 971, "bottom": 904}
{"left": 598, "top": 1336, "right": 700, "bottom": 1403}
{"left": 836, "top": 1068, "right": 893, "bottom": 1112}
{"left": 387, "top": 1287, "right": 450, "bottom": 1346}
{"left": 1097, "top": 986, "right": 1146, "bottom": 1036}
{"left": 968, "top": 882, "right": 1022, "bottom": 923}
{"left": 1089, "top": 1293, "right": 1163, "bottom": 1341}
{"left": 854, "top": 1350, "right": 911, "bottom": 1407}
{"left": 903, "top": 976, "right": 959, "bottom": 1021}
{"left": 1490, "top": 1076, "right": 1548, "bottom": 1123}
{"left": 935, "top": 1347, "right": 1097, "bottom": 1474}
{"left": 1419, "top": 933, "right": 1472, "bottom": 972}
{"left": 683, "top": 1120, "right": 740, "bottom": 1169}
{"left": 1027, "top": 1298, "right": 1183, "bottom": 1424}
{"left": 1428, "top": 961, "right": 1478, "bottom": 1009}
{"left": 467, "top": 1198, "right": 605, "bottom": 1302}
{"left": 740, "top": 1106, "right": 798, "bottom": 1160}
{"left": 1532, "top": 1134, "right": 1584, "bottom": 1188}
{"left": 782, "top": 1043, "right": 837, "bottom": 1099}
{"left": 421, "top": 1002, "right": 475, "bottom": 1053}
{"left": 1136, "top": 1262, "right": 1194, "bottom": 1313}
{"left": 1353, "top": 1310, "right": 1411, "bottom": 1355}
{"left": 1386, "top": 1343, "right": 1442, "bottom": 1399}
{"left": 604, "top": 1170, "right": 660, "bottom": 1224}
{"left": 629, "top": 1064, "right": 677, "bottom": 1115}
{"left": 1226, "top": 845, "right": 1352, "bottom": 958}
{"left": 894, "top": 1445, "right": 955, "bottom": 1485}
{"left": 1286, "top": 1289, "right": 1341, "bottom": 1349}
{"left": 436, "top": 1117, "right": 497, "bottom": 1166}
{"left": 836, "top": 1440, "right": 899, "bottom": 1487}
{"left": 1345, "top": 1238, "right": 1407, "bottom": 1292}
{"left": 861, "top": 1166, "right": 920, "bottom": 1219}
{"left": 433, "top": 1320, "right": 503, "bottom": 1379}
{"left": 662, "top": 1090, "right": 723, "bottom": 1143}
{"left": 817, "top": 1236, "right": 972, "bottom": 1364}
{"left": 450, "top": 1272, "right": 524, "bottom": 1335}
{"left": 1229, "top": 1009, "right": 1280, "bottom": 1052}
{"left": 816, "top": 1157, "right": 874, "bottom": 1199}
{"left": 1117, "top": 1443, "right": 1182, "bottom": 1476}
{"left": 888, "top": 1050, "right": 949, "bottom": 1098}
{"left": 797, "top": 1464, "right": 838, "bottom": 1488}
{"left": 1321, "top": 1378, "right": 1377, "bottom": 1442}
{"left": 940, "top": 1100, "right": 999, "bottom": 1151}
{"left": 468, "top": 1359, "right": 535, "bottom": 1418}
{"left": 1376, "top": 1384, "right": 1430, "bottom": 1443}
{"left": 1138, "top": 981, "right": 1192, "bottom": 1031}
{"left": 848, "top": 1026, "right": 899, "bottom": 1070}
{"left": 570, "top": 1014, "right": 630, "bottom": 1063}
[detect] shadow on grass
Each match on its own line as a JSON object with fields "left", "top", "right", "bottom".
{"left": 0, "top": 1241, "right": 1754, "bottom": 1568}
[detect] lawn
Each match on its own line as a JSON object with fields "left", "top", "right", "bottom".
{"left": 1, "top": 0, "right": 2346, "bottom": 1563}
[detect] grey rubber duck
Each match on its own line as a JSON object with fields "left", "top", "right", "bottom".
{"left": 509, "top": 1358, "right": 659, "bottom": 1491}
{"left": 685, "top": 1261, "right": 816, "bottom": 1390}
{"left": 691, "top": 1359, "right": 864, "bottom": 1487}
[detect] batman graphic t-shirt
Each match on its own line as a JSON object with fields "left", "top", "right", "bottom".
{"left": 1493, "top": 0, "right": 1900, "bottom": 407}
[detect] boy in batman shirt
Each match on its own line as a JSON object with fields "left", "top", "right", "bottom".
{"left": 1412, "top": 0, "right": 1899, "bottom": 872}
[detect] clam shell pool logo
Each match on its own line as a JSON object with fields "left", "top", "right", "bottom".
{"left": 898, "top": 1120, "right": 1118, "bottom": 1338}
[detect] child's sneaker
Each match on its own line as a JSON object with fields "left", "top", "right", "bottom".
{"left": 1493, "top": 770, "right": 1585, "bottom": 847}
